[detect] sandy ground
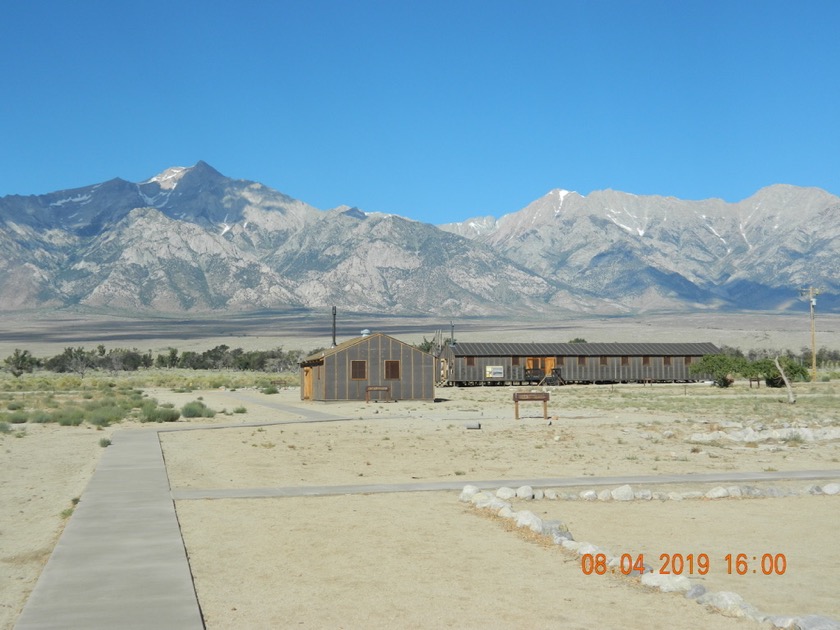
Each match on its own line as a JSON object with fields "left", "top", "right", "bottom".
{"left": 156, "top": 385, "right": 838, "bottom": 628}
{"left": 0, "top": 423, "right": 117, "bottom": 629}
{"left": 3, "top": 308, "right": 840, "bottom": 629}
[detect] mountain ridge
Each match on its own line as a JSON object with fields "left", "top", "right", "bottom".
{"left": 1, "top": 162, "right": 836, "bottom": 316}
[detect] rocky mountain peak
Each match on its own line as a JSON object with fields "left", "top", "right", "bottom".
{"left": 1, "top": 165, "right": 837, "bottom": 315}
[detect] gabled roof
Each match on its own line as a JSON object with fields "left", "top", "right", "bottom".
{"left": 447, "top": 342, "right": 720, "bottom": 357}
{"left": 299, "top": 332, "right": 431, "bottom": 365}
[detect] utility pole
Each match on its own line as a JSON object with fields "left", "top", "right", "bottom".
{"left": 799, "top": 287, "right": 821, "bottom": 382}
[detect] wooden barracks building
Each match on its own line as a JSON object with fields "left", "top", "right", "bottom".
{"left": 300, "top": 333, "right": 436, "bottom": 402}
{"left": 440, "top": 341, "right": 720, "bottom": 386}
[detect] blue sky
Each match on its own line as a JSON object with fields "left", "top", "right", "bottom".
{"left": 2, "top": 1, "right": 838, "bottom": 224}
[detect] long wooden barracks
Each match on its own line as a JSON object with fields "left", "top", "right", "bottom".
{"left": 440, "top": 341, "right": 720, "bottom": 386}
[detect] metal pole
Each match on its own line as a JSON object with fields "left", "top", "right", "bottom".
{"left": 810, "top": 295, "right": 817, "bottom": 382}
{"left": 800, "top": 287, "right": 821, "bottom": 383}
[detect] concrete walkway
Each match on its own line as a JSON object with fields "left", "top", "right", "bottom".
{"left": 171, "top": 468, "right": 840, "bottom": 499}
{"left": 15, "top": 430, "right": 204, "bottom": 630}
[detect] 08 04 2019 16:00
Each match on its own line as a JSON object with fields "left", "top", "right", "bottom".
{"left": 581, "top": 552, "right": 787, "bottom": 576}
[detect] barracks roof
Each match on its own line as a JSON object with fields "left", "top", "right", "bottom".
{"left": 447, "top": 342, "right": 720, "bottom": 357}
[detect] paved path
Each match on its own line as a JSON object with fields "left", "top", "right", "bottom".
{"left": 171, "top": 468, "right": 840, "bottom": 499}
{"left": 14, "top": 430, "right": 204, "bottom": 630}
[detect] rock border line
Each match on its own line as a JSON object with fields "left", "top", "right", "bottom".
{"left": 461, "top": 484, "right": 840, "bottom": 630}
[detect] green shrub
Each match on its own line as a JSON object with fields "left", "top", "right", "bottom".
{"left": 54, "top": 406, "right": 84, "bottom": 426}
{"left": 0, "top": 421, "right": 10, "bottom": 434}
{"left": 152, "top": 408, "right": 181, "bottom": 422}
{"left": 140, "top": 399, "right": 160, "bottom": 422}
{"left": 87, "top": 404, "right": 125, "bottom": 427}
{"left": 261, "top": 385, "right": 279, "bottom": 395}
{"left": 30, "top": 410, "right": 52, "bottom": 424}
{"left": 99, "top": 438, "right": 112, "bottom": 447}
{"left": 7, "top": 400, "right": 23, "bottom": 410}
{"left": 181, "top": 401, "right": 216, "bottom": 418}
{"left": 8, "top": 410, "right": 29, "bottom": 424}
{"left": 233, "top": 406, "right": 247, "bottom": 414}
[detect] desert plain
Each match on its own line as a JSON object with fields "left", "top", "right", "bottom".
{"left": 1, "top": 311, "right": 840, "bottom": 629}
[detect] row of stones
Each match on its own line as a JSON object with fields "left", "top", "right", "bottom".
{"left": 460, "top": 485, "right": 840, "bottom": 630}
{"left": 496, "top": 482, "right": 840, "bottom": 503}
{"left": 687, "top": 426, "right": 840, "bottom": 445}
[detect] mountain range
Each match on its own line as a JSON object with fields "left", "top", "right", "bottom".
{"left": 1, "top": 161, "right": 837, "bottom": 316}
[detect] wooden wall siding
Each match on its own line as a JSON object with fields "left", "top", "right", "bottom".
{"left": 302, "top": 334, "right": 434, "bottom": 401}
{"left": 444, "top": 351, "right": 712, "bottom": 384}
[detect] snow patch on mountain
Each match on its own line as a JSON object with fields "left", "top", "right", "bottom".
{"left": 145, "top": 166, "right": 188, "bottom": 190}
{"left": 50, "top": 193, "right": 92, "bottom": 207}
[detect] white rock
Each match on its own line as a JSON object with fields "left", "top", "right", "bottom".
{"left": 580, "top": 490, "right": 598, "bottom": 501}
{"left": 561, "top": 540, "right": 581, "bottom": 552}
{"left": 486, "top": 498, "right": 511, "bottom": 511}
{"left": 611, "top": 485, "right": 634, "bottom": 501}
{"left": 514, "top": 510, "right": 544, "bottom": 533}
{"left": 641, "top": 572, "right": 692, "bottom": 592}
{"left": 498, "top": 506, "right": 515, "bottom": 519}
{"left": 726, "top": 486, "right": 742, "bottom": 498}
{"left": 543, "top": 489, "right": 558, "bottom": 500}
{"left": 516, "top": 485, "right": 534, "bottom": 500}
{"left": 533, "top": 488, "right": 545, "bottom": 500}
{"left": 681, "top": 491, "right": 704, "bottom": 500}
{"left": 576, "top": 543, "right": 600, "bottom": 556}
{"left": 705, "top": 486, "right": 729, "bottom": 499}
{"left": 496, "top": 487, "right": 516, "bottom": 500}
{"left": 473, "top": 492, "right": 496, "bottom": 508}
{"left": 668, "top": 492, "right": 683, "bottom": 501}
{"left": 459, "top": 485, "right": 480, "bottom": 502}
{"left": 597, "top": 489, "right": 612, "bottom": 501}
{"left": 822, "top": 483, "right": 840, "bottom": 495}
{"left": 634, "top": 489, "right": 652, "bottom": 500}
{"left": 696, "top": 591, "right": 757, "bottom": 618}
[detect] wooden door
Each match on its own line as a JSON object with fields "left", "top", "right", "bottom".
{"left": 302, "top": 367, "right": 313, "bottom": 400}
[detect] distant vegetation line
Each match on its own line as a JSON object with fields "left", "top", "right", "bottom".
{"left": 2, "top": 341, "right": 840, "bottom": 381}
{"left": 1, "top": 344, "right": 320, "bottom": 378}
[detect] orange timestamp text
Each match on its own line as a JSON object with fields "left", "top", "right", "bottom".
{"left": 581, "top": 552, "right": 787, "bottom": 576}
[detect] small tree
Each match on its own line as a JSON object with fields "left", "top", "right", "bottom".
{"left": 4, "top": 349, "right": 37, "bottom": 377}
{"left": 751, "top": 357, "right": 809, "bottom": 388}
{"left": 689, "top": 354, "right": 747, "bottom": 388}
{"left": 415, "top": 337, "right": 436, "bottom": 353}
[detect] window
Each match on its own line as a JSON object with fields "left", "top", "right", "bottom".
{"left": 664, "top": 356, "right": 672, "bottom": 366}
{"left": 621, "top": 356, "right": 629, "bottom": 367}
{"left": 351, "top": 360, "right": 367, "bottom": 380}
{"left": 512, "top": 356, "right": 520, "bottom": 366}
{"left": 385, "top": 360, "right": 400, "bottom": 380}
{"left": 684, "top": 356, "right": 693, "bottom": 366}
{"left": 599, "top": 356, "right": 608, "bottom": 366}
{"left": 577, "top": 356, "right": 586, "bottom": 366}
{"left": 466, "top": 356, "right": 475, "bottom": 367}
{"left": 642, "top": 356, "right": 651, "bottom": 366}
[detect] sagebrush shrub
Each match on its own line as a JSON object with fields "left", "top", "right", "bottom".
{"left": 181, "top": 401, "right": 216, "bottom": 418}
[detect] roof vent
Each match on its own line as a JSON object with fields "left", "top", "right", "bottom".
{"left": 361, "top": 329, "right": 371, "bottom": 337}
